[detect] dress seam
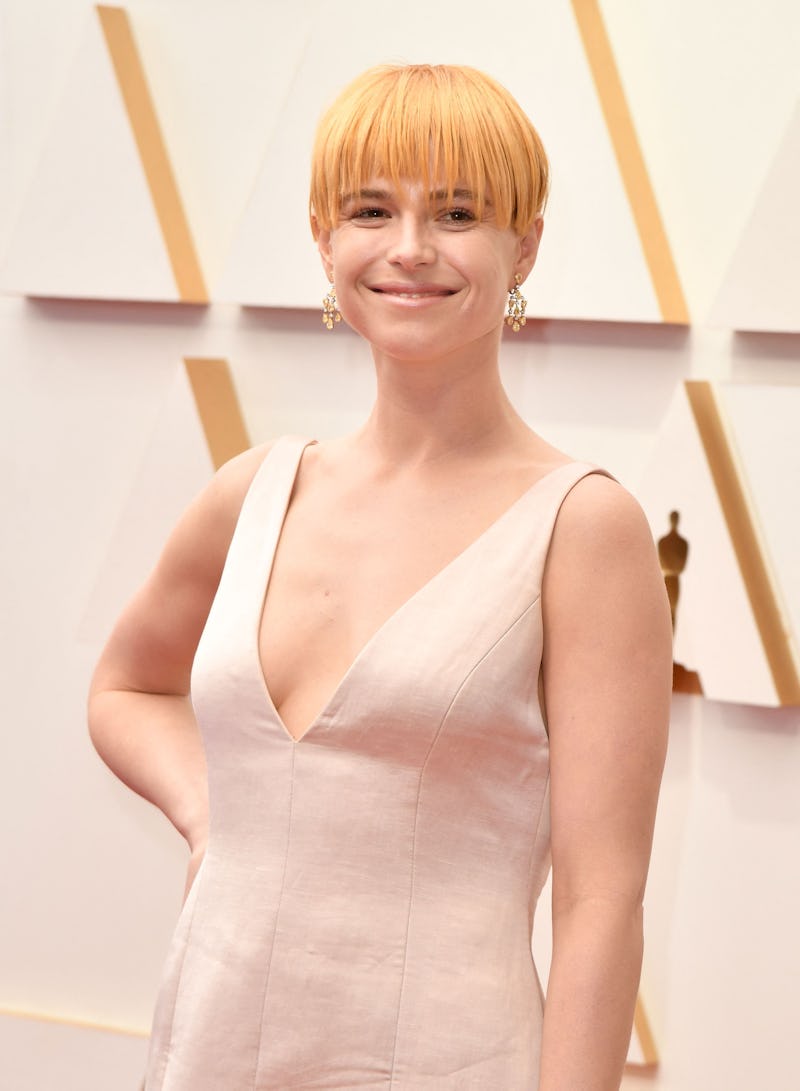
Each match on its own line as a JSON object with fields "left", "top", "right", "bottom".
{"left": 386, "top": 595, "right": 542, "bottom": 1088}
{"left": 251, "top": 746, "right": 297, "bottom": 1090}
{"left": 526, "top": 772, "right": 551, "bottom": 921}
{"left": 149, "top": 861, "right": 205, "bottom": 1089}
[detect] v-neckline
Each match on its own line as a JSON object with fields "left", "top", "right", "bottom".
{"left": 255, "top": 442, "right": 579, "bottom": 745}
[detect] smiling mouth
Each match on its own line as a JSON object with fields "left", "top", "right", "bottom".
{"left": 370, "top": 285, "right": 456, "bottom": 299}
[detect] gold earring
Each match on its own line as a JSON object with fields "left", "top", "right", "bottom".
{"left": 506, "top": 274, "right": 527, "bottom": 332}
{"left": 322, "top": 283, "right": 342, "bottom": 330}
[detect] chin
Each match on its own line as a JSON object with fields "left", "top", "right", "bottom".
{"left": 372, "top": 332, "right": 460, "bottom": 363}
{"left": 346, "top": 316, "right": 442, "bottom": 359}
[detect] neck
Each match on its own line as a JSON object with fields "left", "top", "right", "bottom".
{"left": 356, "top": 332, "right": 526, "bottom": 467}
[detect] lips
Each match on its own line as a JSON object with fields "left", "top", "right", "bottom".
{"left": 369, "top": 283, "right": 457, "bottom": 298}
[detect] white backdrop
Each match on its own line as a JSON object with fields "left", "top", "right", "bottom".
{"left": 1, "top": 2, "right": 799, "bottom": 1089}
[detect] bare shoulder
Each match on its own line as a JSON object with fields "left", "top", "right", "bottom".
{"left": 548, "top": 471, "right": 658, "bottom": 576}
{"left": 543, "top": 469, "right": 672, "bottom": 690}
{"left": 200, "top": 441, "right": 275, "bottom": 518}
{"left": 557, "top": 470, "right": 651, "bottom": 534}
{"left": 169, "top": 441, "right": 275, "bottom": 568}
{"left": 543, "top": 471, "right": 671, "bottom": 672}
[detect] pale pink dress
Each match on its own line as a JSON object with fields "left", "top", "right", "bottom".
{"left": 145, "top": 435, "right": 604, "bottom": 1090}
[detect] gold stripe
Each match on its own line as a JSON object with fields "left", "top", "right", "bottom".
{"left": 184, "top": 357, "right": 251, "bottom": 469}
{"left": 631, "top": 994, "right": 659, "bottom": 1067}
{"left": 97, "top": 6, "right": 208, "bottom": 303}
{"left": 686, "top": 381, "right": 800, "bottom": 704}
{"left": 570, "top": 0, "right": 689, "bottom": 324}
{"left": 0, "top": 1006, "right": 147, "bottom": 1039}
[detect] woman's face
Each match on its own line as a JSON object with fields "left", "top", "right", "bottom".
{"left": 316, "top": 177, "right": 542, "bottom": 363}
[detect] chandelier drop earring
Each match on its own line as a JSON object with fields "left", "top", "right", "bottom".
{"left": 322, "top": 282, "right": 342, "bottom": 330}
{"left": 505, "top": 274, "right": 527, "bottom": 332}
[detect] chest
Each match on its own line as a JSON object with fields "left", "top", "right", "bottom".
{"left": 257, "top": 476, "right": 529, "bottom": 738}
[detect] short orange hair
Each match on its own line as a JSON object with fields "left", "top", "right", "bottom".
{"left": 309, "top": 64, "right": 549, "bottom": 237}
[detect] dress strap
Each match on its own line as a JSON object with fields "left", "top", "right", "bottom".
{"left": 202, "top": 436, "right": 316, "bottom": 626}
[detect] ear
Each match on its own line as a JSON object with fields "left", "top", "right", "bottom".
{"left": 315, "top": 221, "right": 334, "bottom": 283}
{"left": 514, "top": 216, "right": 544, "bottom": 284}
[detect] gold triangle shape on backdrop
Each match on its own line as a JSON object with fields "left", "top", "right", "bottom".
{"left": 571, "top": 0, "right": 689, "bottom": 324}
{"left": 183, "top": 357, "right": 251, "bottom": 469}
{"left": 686, "top": 381, "right": 800, "bottom": 705}
{"left": 97, "top": 5, "right": 208, "bottom": 303}
{"left": 625, "top": 993, "right": 659, "bottom": 1070}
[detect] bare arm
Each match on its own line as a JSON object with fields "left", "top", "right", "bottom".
{"left": 538, "top": 475, "right": 672, "bottom": 1090}
{"left": 88, "top": 446, "right": 270, "bottom": 868}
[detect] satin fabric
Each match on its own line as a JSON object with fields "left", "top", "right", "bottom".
{"left": 145, "top": 436, "right": 603, "bottom": 1090}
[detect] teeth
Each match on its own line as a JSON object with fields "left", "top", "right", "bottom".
{"left": 373, "top": 287, "right": 451, "bottom": 298}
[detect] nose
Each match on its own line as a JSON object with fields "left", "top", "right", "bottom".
{"left": 386, "top": 213, "right": 435, "bottom": 269}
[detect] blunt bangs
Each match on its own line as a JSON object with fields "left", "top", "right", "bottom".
{"left": 309, "top": 65, "right": 549, "bottom": 236}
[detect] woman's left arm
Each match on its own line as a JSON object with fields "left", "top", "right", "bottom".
{"left": 538, "top": 474, "right": 673, "bottom": 1091}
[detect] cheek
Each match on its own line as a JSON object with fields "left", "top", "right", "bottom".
{"left": 464, "top": 260, "right": 513, "bottom": 315}
{"left": 329, "top": 247, "right": 370, "bottom": 301}
{"left": 465, "top": 242, "right": 515, "bottom": 291}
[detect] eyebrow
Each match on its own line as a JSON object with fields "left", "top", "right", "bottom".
{"left": 342, "top": 188, "right": 391, "bottom": 202}
{"left": 433, "top": 188, "right": 484, "bottom": 203}
{"left": 341, "top": 186, "right": 488, "bottom": 204}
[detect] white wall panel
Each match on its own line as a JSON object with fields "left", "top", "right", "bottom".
{"left": 79, "top": 362, "right": 215, "bottom": 646}
{"left": 708, "top": 103, "right": 800, "bottom": 332}
{"left": 1, "top": 8, "right": 179, "bottom": 301}
{"left": 721, "top": 383, "right": 800, "bottom": 655}
{"left": 130, "top": 0, "right": 320, "bottom": 287}
{"left": 600, "top": 0, "right": 800, "bottom": 321}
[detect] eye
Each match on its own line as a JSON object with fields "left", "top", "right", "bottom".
{"left": 350, "top": 206, "right": 389, "bottom": 222}
{"left": 440, "top": 207, "right": 476, "bottom": 225}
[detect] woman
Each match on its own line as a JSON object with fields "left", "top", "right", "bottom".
{"left": 89, "top": 64, "right": 672, "bottom": 1090}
